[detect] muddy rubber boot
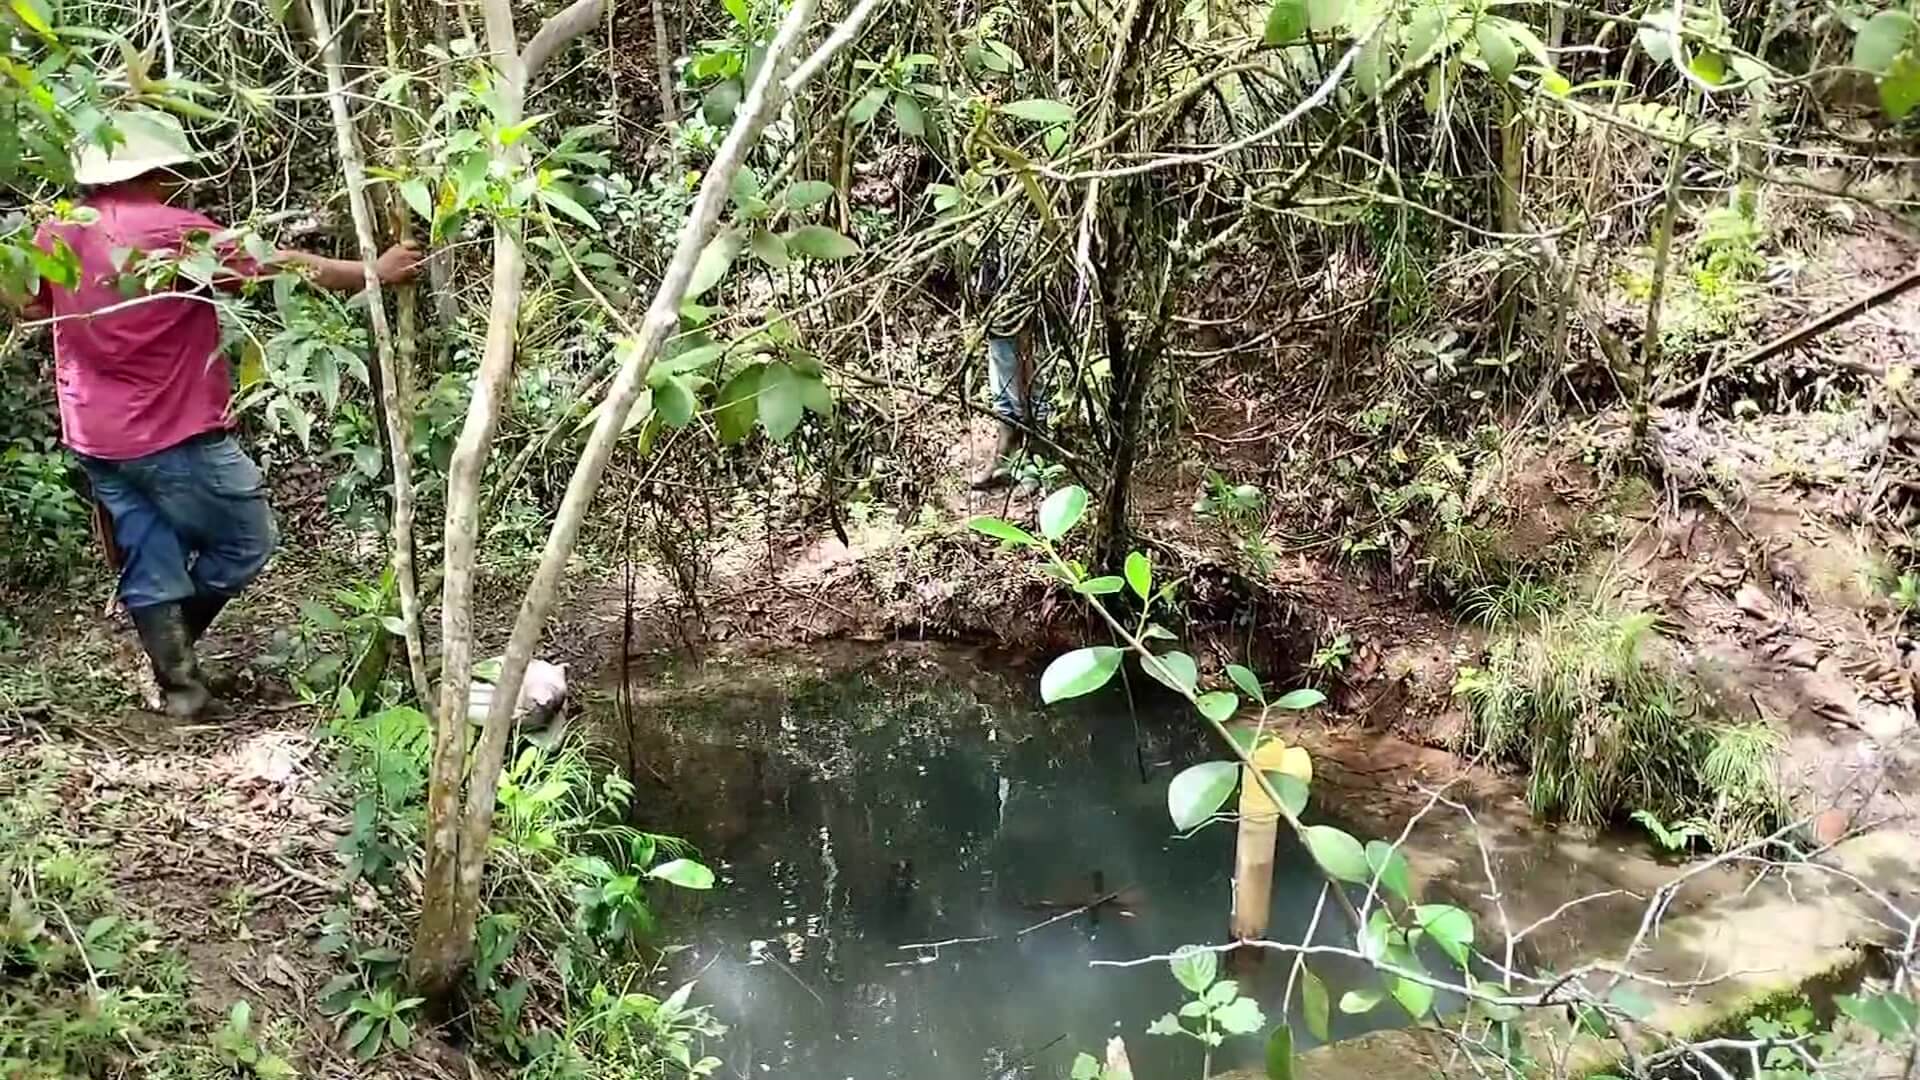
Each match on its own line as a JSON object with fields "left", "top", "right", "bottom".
{"left": 183, "top": 592, "right": 229, "bottom": 643}
{"left": 970, "top": 422, "right": 1020, "bottom": 490}
{"left": 130, "top": 602, "right": 213, "bottom": 719}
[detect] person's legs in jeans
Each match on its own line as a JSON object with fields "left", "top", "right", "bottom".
{"left": 973, "top": 336, "right": 1031, "bottom": 490}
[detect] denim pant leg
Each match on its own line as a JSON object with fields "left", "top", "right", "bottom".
{"left": 86, "top": 435, "right": 277, "bottom": 605}
{"left": 987, "top": 336, "right": 1025, "bottom": 423}
{"left": 82, "top": 462, "right": 196, "bottom": 610}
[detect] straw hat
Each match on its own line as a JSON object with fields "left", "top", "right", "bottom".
{"left": 73, "top": 110, "right": 201, "bottom": 187}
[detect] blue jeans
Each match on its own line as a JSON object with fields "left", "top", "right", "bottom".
{"left": 988, "top": 335, "right": 1046, "bottom": 426}
{"left": 79, "top": 432, "right": 277, "bottom": 611}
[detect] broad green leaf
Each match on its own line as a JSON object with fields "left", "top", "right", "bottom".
{"left": 1854, "top": 10, "right": 1917, "bottom": 75}
{"left": 1125, "top": 551, "right": 1152, "bottom": 600}
{"left": 1414, "top": 904, "right": 1474, "bottom": 968}
{"left": 1143, "top": 651, "right": 1198, "bottom": 695}
{"left": 537, "top": 187, "right": 598, "bottom": 229}
{"left": 648, "top": 858, "right": 715, "bottom": 889}
{"left": 1143, "top": 623, "right": 1178, "bottom": 641}
{"left": 713, "top": 365, "right": 761, "bottom": 444}
{"left": 399, "top": 178, "right": 433, "bottom": 223}
{"left": 1303, "top": 825, "right": 1369, "bottom": 883}
{"left": 749, "top": 227, "right": 790, "bottom": 270}
{"left": 1838, "top": 991, "right": 1918, "bottom": 1040}
{"left": 1365, "top": 841, "right": 1412, "bottom": 904}
{"left": 1689, "top": 48, "right": 1727, "bottom": 85}
{"left": 850, "top": 86, "right": 888, "bottom": 124}
{"left": 758, "top": 362, "right": 804, "bottom": 441}
{"left": 1391, "top": 976, "right": 1434, "bottom": 1019}
{"left": 1041, "top": 646, "right": 1122, "bottom": 703}
{"left": 892, "top": 93, "right": 927, "bottom": 137}
{"left": 1339, "top": 989, "right": 1383, "bottom": 1014}
{"left": 686, "top": 229, "right": 742, "bottom": 299}
{"left": 1262, "top": 0, "right": 1307, "bottom": 44}
{"left": 1274, "top": 688, "right": 1325, "bottom": 711}
{"left": 1195, "top": 690, "right": 1239, "bottom": 723}
{"left": 1306, "top": 0, "right": 1341, "bottom": 32}
{"left": 652, "top": 342, "right": 725, "bottom": 379}
{"left": 968, "top": 516, "right": 1040, "bottom": 547}
{"left": 1070, "top": 1053, "right": 1101, "bottom": 1080}
{"left": 702, "top": 79, "right": 742, "bottom": 126}
{"left": 1300, "top": 968, "right": 1330, "bottom": 1042}
{"left": 1406, "top": 6, "right": 1445, "bottom": 61}
{"left": 1226, "top": 664, "right": 1264, "bottom": 703}
{"left": 1882, "top": 53, "right": 1920, "bottom": 119}
{"left": 1476, "top": 21, "right": 1518, "bottom": 84}
{"left": 720, "top": 0, "right": 748, "bottom": 25}
{"left": 786, "top": 180, "right": 835, "bottom": 208}
{"left": 1354, "top": 35, "right": 1388, "bottom": 96}
{"left": 1214, "top": 996, "right": 1265, "bottom": 1035}
{"left": 787, "top": 224, "right": 860, "bottom": 260}
{"left": 1265, "top": 1022, "right": 1294, "bottom": 1080}
{"left": 1607, "top": 985, "right": 1654, "bottom": 1021}
{"left": 1204, "top": 980, "right": 1240, "bottom": 1007}
{"left": 797, "top": 371, "right": 832, "bottom": 416}
{"left": 1168, "top": 761, "right": 1238, "bottom": 830}
{"left": 1146, "top": 1012, "right": 1184, "bottom": 1036}
{"left": 655, "top": 375, "right": 697, "bottom": 428}
{"left": 1000, "top": 98, "right": 1075, "bottom": 125}
{"left": 1170, "top": 945, "right": 1217, "bottom": 993}
{"left": 1038, "top": 485, "right": 1088, "bottom": 539}
{"left": 1264, "top": 772, "right": 1309, "bottom": 817}
{"left": 1075, "top": 575, "right": 1125, "bottom": 596}
{"left": 10, "top": 0, "right": 52, "bottom": 37}
{"left": 300, "top": 601, "right": 344, "bottom": 631}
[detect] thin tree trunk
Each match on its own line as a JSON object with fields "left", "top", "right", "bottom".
{"left": 650, "top": 0, "right": 678, "bottom": 127}
{"left": 412, "top": 0, "right": 608, "bottom": 1002}
{"left": 1633, "top": 105, "right": 1691, "bottom": 449}
{"left": 308, "top": 0, "right": 429, "bottom": 710}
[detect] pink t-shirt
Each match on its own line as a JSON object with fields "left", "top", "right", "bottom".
{"left": 36, "top": 188, "right": 256, "bottom": 461}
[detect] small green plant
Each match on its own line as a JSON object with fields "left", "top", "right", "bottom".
{"left": 336, "top": 985, "right": 424, "bottom": 1061}
{"left": 209, "top": 1001, "right": 296, "bottom": 1078}
{"left": 1146, "top": 946, "right": 1267, "bottom": 1050}
{"left": 259, "top": 573, "right": 404, "bottom": 701}
{"left": 1460, "top": 579, "right": 1564, "bottom": 627}
{"left": 1195, "top": 471, "right": 1274, "bottom": 573}
{"left": 1629, "top": 809, "right": 1710, "bottom": 854}
{"left": 1309, "top": 632, "right": 1353, "bottom": 674}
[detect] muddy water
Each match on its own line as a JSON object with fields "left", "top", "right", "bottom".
{"left": 609, "top": 644, "right": 1399, "bottom": 1080}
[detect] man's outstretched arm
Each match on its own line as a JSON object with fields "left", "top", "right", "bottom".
{"left": 272, "top": 241, "right": 423, "bottom": 292}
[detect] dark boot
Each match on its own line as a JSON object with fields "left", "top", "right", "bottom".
{"left": 182, "top": 592, "right": 229, "bottom": 643}
{"left": 130, "top": 603, "right": 213, "bottom": 719}
{"left": 970, "top": 422, "right": 1020, "bottom": 490}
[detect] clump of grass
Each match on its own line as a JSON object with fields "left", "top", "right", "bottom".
{"left": 1460, "top": 578, "right": 1565, "bottom": 627}
{"left": 1454, "top": 601, "right": 1783, "bottom": 848}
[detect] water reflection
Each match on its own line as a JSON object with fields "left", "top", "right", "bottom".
{"left": 613, "top": 646, "right": 1394, "bottom": 1080}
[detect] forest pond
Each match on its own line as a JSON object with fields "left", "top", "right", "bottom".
{"left": 605, "top": 643, "right": 1400, "bottom": 1079}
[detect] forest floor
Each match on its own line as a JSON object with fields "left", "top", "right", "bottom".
{"left": 4, "top": 209, "right": 1920, "bottom": 1076}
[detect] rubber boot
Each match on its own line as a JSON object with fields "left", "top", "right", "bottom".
{"left": 970, "top": 421, "right": 1020, "bottom": 490}
{"left": 130, "top": 603, "right": 213, "bottom": 719}
{"left": 183, "top": 592, "right": 229, "bottom": 643}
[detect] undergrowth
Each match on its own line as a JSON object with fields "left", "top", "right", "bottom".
{"left": 1454, "top": 600, "right": 1783, "bottom": 849}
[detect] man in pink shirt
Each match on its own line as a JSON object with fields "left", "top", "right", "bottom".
{"left": 6, "top": 112, "right": 420, "bottom": 718}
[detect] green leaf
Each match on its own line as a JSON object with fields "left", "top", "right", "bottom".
{"left": 1075, "top": 575, "right": 1125, "bottom": 595}
{"left": 1414, "top": 904, "right": 1474, "bottom": 968}
{"left": 9, "top": 0, "right": 53, "bottom": 37}
{"left": 749, "top": 227, "right": 790, "bottom": 270}
{"left": 1071, "top": 1052, "right": 1102, "bottom": 1080}
{"left": 1142, "top": 650, "right": 1198, "bottom": 696}
{"left": 1339, "top": 989, "right": 1382, "bottom": 1014}
{"left": 758, "top": 362, "right": 804, "bottom": 441}
{"left": 1262, "top": 0, "right": 1307, "bottom": 45}
{"left": 1213, "top": 996, "right": 1265, "bottom": 1035}
{"left": 686, "top": 229, "right": 742, "bottom": 299}
{"left": 1038, "top": 485, "right": 1088, "bottom": 539}
{"left": 1607, "top": 984, "right": 1654, "bottom": 1021}
{"left": 1688, "top": 48, "right": 1727, "bottom": 85}
{"left": 1265, "top": 1021, "right": 1294, "bottom": 1079}
{"left": 1000, "top": 98, "right": 1076, "bottom": 125}
{"left": 537, "top": 187, "right": 598, "bottom": 229}
{"left": 1476, "top": 20, "right": 1518, "bottom": 84}
{"left": 1391, "top": 976, "right": 1434, "bottom": 1019}
{"left": 1226, "top": 664, "right": 1264, "bottom": 703}
{"left": 1124, "top": 550, "right": 1152, "bottom": 600}
{"left": 786, "top": 224, "right": 860, "bottom": 260}
{"left": 300, "top": 601, "right": 344, "bottom": 631}
{"left": 1365, "top": 841, "right": 1412, "bottom": 904}
{"left": 892, "top": 93, "right": 927, "bottom": 137}
{"left": 968, "top": 516, "right": 1040, "bottom": 547}
{"left": 797, "top": 371, "right": 832, "bottom": 417}
{"left": 1195, "top": 690, "right": 1239, "bottom": 724}
{"left": 1854, "top": 10, "right": 1917, "bottom": 75}
{"left": 1041, "top": 646, "right": 1122, "bottom": 703}
{"left": 1273, "top": 688, "right": 1325, "bottom": 711}
{"left": 1300, "top": 968, "right": 1330, "bottom": 1042}
{"left": 702, "top": 79, "right": 742, "bottom": 126}
{"left": 1838, "top": 991, "right": 1918, "bottom": 1040}
{"left": 1170, "top": 945, "right": 1217, "bottom": 993}
{"left": 1354, "top": 35, "right": 1388, "bottom": 96}
{"left": 850, "top": 85, "right": 888, "bottom": 124}
{"left": 1306, "top": 0, "right": 1342, "bottom": 32}
{"left": 713, "top": 365, "right": 761, "bottom": 444}
{"left": 786, "top": 180, "right": 836, "bottom": 208}
{"left": 1406, "top": 6, "right": 1445, "bottom": 61}
{"left": 399, "top": 178, "right": 433, "bottom": 223}
{"left": 648, "top": 858, "right": 715, "bottom": 889}
{"left": 1882, "top": 52, "right": 1920, "bottom": 119}
{"left": 1265, "top": 772, "right": 1309, "bottom": 818}
{"left": 1168, "top": 761, "right": 1238, "bottom": 831}
{"left": 1204, "top": 979, "right": 1240, "bottom": 1008}
{"left": 1304, "top": 825, "right": 1369, "bottom": 883}
{"left": 1146, "top": 1012, "right": 1184, "bottom": 1036}
{"left": 655, "top": 375, "right": 697, "bottom": 428}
